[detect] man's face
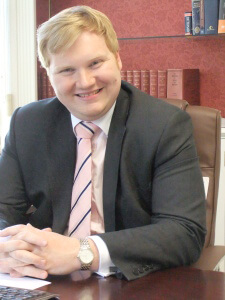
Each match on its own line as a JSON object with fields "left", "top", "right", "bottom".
{"left": 48, "top": 31, "right": 122, "bottom": 121}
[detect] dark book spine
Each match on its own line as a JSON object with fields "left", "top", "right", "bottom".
{"left": 41, "top": 71, "right": 48, "bottom": 99}
{"left": 200, "top": 0, "right": 205, "bottom": 34}
{"left": 218, "top": 0, "right": 225, "bottom": 33}
{"left": 204, "top": 0, "right": 219, "bottom": 34}
{"left": 192, "top": 0, "right": 201, "bottom": 35}
{"left": 185, "top": 12, "right": 192, "bottom": 35}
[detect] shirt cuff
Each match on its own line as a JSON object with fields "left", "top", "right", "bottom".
{"left": 89, "top": 235, "right": 115, "bottom": 277}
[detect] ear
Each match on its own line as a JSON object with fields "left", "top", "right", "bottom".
{"left": 115, "top": 52, "right": 122, "bottom": 70}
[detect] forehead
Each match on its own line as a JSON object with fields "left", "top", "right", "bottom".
{"left": 51, "top": 31, "right": 110, "bottom": 62}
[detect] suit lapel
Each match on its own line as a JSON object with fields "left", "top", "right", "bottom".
{"left": 46, "top": 101, "right": 76, "bottom": 233}
{"left": 103, "top": 88, "right": 130, "bottom": 232}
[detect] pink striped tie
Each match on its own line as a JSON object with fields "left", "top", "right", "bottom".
{"left": 68, "top": 121, "right": 98, "bottom": 238}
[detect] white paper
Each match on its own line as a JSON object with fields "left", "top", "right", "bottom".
{"left": 203, "top": 176, "right": 209, "bottom": 198}
{"left": 0, "top": 273, "right": 51, "bottom": 290}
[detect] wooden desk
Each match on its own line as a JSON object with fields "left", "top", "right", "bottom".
{"left": 42, "top": 267, "right": 225, "bottom": 300}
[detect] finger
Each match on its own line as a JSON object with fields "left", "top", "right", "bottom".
{"left": 10, "top": 269, "right": 24, "bottom": 278}
{"left": 1, "top": 225, "right": 47, "bottom": 247}
{"left": 42, "top": 228, "right": 52, "bottom": 232}
{"left": 0, "top": 256, "right": 28, "bottom": 269}
{"left": 0, "top": 259, "right": 14, "bottom": 274}
{"left": 13, "top": 265, "right": 48, "bottom": 279}
{"left": 0, "top": 240, "right": 33, "bottom": 253}
{"left": 9, "top": 250, "right": 46, "bottom": 268}
{"left": 0, "top": 225, "right": 26, "bottom": 237}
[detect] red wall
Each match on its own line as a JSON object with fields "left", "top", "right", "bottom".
{"left": 36, "top": 0, "right": 225, "bottom": 116}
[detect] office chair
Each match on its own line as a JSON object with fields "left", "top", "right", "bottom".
{"left": 161, "top": 98, "right": 225, "bottom": 271}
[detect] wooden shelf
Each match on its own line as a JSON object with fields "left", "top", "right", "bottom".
{"left": 118, "top": 34, "right": 225, "bottom": 41}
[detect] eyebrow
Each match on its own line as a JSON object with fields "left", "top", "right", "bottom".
{"left": 52, "top": 54, "right": 110, "bottom": 73}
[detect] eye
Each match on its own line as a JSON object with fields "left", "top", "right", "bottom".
{"left": 60, "top": 68, "right": 75, "bottom": 74}
{"left": 89, "top": 60, "right": 102, "bottom": 68}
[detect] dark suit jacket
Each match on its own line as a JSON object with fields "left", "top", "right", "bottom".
{"left": 0, "top": 81, "right": 206, "bottom": 280}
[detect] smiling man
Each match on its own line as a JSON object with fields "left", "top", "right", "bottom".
{"left": 0, "top": 6, "right": 206, "bottom": 281}
{"left": 48, "top": 31, "right": 122, "bottom": 121}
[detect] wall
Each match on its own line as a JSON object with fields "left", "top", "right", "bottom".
{"left": 36, "top": 0, "right": 225, "bottom": 116}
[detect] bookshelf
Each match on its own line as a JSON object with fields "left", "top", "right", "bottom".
{"left": 118, "top": 34, "right": 225, "bottom": 40}
{"left": 36, "top": 0, "right": 225, "bottom": 117}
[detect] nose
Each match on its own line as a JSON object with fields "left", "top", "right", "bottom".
{"left": 76, "top": 69, "right": 95, "bottom": 89}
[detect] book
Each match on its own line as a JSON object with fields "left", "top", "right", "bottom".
{"left": 200, "top": 0, "right": 205, "bottom": 34}
{"left": 41, "top": 71, "right": 55, "bottom": 99}
{"left": 41, "top": 71, "right": 48, "bottom": 99}
{"left": 133, "top": 70, "right": 141, "bottom": 90}
{"left": 218, "top": 0, "right": 225, "bottom": 33}
{"left": 204, "top": 0, "right": 219, "bottom": 34}
{"left": 150, "top": 70, "right": 158, "bottom": 98}
{"left": 167, "top": 69, "right": 200, "bottom": 105}
{"left": 192, "top": 0, "right": 201, "bottom": 35}
{"left": 158, "top": 70, "right": 167, "bottom": 98}
{"left": 140, "top": 70, "right": 150, "bottom": 94}
{"left": 185, "top": 12, "right": 192, "bottom": 36}
{"left": 121, "top": 70, "right": 127, "bottom": 81}
{"left": 126, "top": 70, "right": 133, "bottom": 85}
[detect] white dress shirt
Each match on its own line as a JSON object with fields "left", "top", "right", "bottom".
{"left": 71, "top": 102, "right": 116, "bottom": 277}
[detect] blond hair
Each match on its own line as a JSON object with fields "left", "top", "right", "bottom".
{"left": 37, "top": 6, "right": 119, "bottom": 69}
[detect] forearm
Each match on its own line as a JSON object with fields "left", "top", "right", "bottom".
{"left": 100, "top": 215, "right": 206, "bottom": 281}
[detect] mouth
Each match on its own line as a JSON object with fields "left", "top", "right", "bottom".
{"left": 75, "top": 88, "right": 103, "bottom": 98}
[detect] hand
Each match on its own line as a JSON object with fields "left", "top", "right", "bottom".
{"left": 0, "top": 224, "right": 51, "bottom": 278}
{"left": 27, "top": 229, "right": 99, "bottom": 275}
{"left": 0, "top": 224, "right": 99, "bottom": 278}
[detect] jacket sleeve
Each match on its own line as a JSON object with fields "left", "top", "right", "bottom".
{"left": 0, "top": 108, "right": 30, "bottom": 229}
{"left": 100, "top": 109, "right": 206, "bottom": 280}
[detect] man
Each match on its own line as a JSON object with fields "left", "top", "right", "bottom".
{"left": 0, "top": 6, "right": 206, "bottom": 281}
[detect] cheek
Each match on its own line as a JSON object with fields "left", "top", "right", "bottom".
{"left": 99, "top": 69, "right": 121, "bottom": 85}
{"left": 52, "top": 78, "right": 73, "bottom": 93}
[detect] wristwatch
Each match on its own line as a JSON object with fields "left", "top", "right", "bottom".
{"left": 77, "top": 238, "right": 94, "bottom": 270}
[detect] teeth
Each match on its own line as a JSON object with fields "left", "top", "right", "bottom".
{"left": 77, "top": 89, "right": 100, "bottom": 97}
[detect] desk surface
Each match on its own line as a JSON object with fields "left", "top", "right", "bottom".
{"left": 42, "top": 267, "right": 225, "bottom": 300}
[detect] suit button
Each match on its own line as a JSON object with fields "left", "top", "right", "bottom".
{"left": 132, "top": 268, "right": 139, "bottom": 276}
{"left": 143, "top": 265, "right": 150, "bottom": 271}
{"left": 147, "top": 264, "right": 154, "bottom": 270}
{"left": 138, "top": 267, "right": 145, "bottom": 274}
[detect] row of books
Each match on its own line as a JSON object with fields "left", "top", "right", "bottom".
{"left": 40, "top": 71, "right": 55, "bottom": 99}
{"left": 39, "top": 69, "right": 200, "bottom": 106}
{"left": 121, "top": 69, "right": 200, "bottom": 105}
{"left": 187, "top": 0, "right": 225, "bottom": 36}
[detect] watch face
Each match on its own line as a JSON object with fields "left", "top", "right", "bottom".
{"left": 80, "top": 249, "right": 94, "bottom": 264}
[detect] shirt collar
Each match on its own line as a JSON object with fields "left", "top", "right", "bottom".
{"left": 71, "top": 101, "right": 116, "bottom": 137}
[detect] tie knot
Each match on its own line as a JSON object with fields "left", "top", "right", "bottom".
{"left": 75, "top": 121, "right": 98, "bottom": 139}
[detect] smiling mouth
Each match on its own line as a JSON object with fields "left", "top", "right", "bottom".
{"left": 75, "top": 88, "right": 103, "bottom": 98}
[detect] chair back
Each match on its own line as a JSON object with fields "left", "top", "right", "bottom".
{"left": 161, "top": 98, "right": 221, "bottom": 247}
